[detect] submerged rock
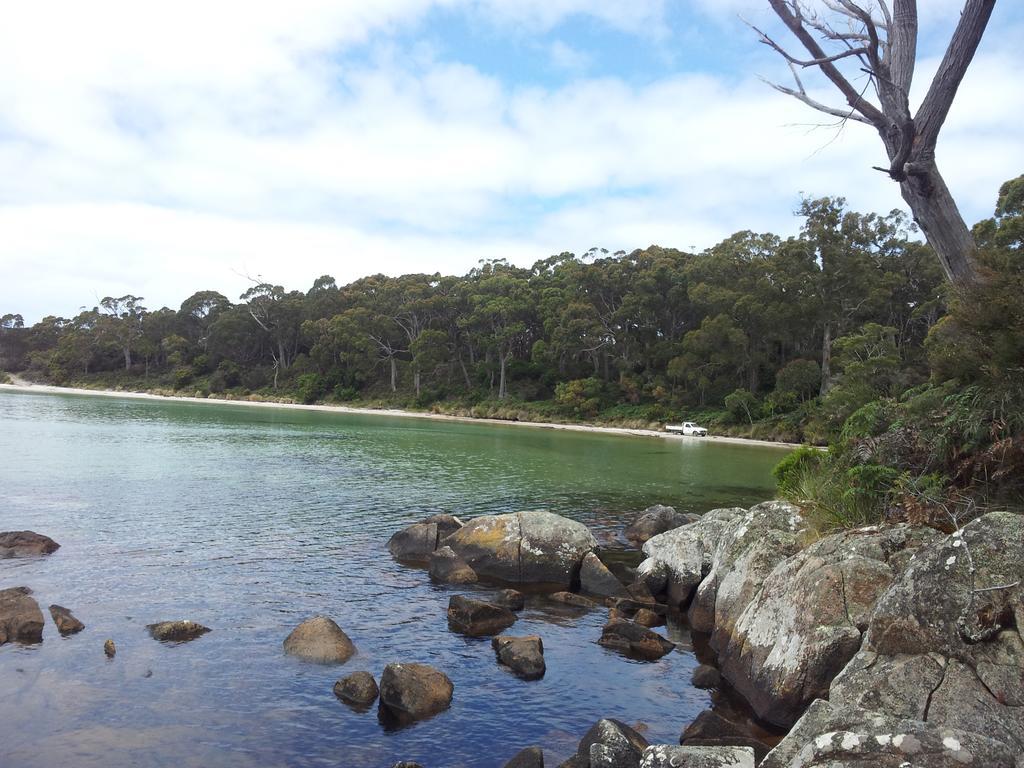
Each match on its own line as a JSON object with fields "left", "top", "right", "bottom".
{"left": 577, "top": 718, "right": 649, "bottom": 768}
{"left": 147, "top": 620, "right": 211, "bottom": 642}
{"left": 550, "top": 591, "right": 600, "bottom": 610}
{"left": 504, "top": 746, "right": 544, "bottom": 768}
{"left": 759, "top": 699, "right": 1018, "bottom": 768}
{"left": 690, "top": 665, "right": 720, "bottom": 690}
{"left": 444, "top": 510, "right": 597, "bottom": 587}
{"left": 494, "top": 589, "right": 526, "bottom": 611}
{"left": 49, "top": 604, "right": 85, "bottom": 636}
{"left": 625, "top": 506, "right": 700, "bottom": 547}
{"left": 387, "top": 514, "right": 464, "bottom": 563}
{"left": 679, "top": 710, "right": 770, "bottom": 764}
{"left": 103, "top": 639, "right": 116, "bottom": 657}
{"left": 447, "top": 595, "right": 516, "bottom": 637}
{"left": 333, "top": 671, "right": 379, "bottom": 708}
{"left": 428, "top": 545, "right": 477, "bottom": 584}
{"left": 378, "top": 662, "right": 453, "bottom": 724}
{"left": 640, "top": 745, "right": 754, "bottom": 768}
{"left": 283, "top": 616, "right": 356, "bottom": 663}
{"left": 580, "top": 552, "right": 628, "bottom": 598}
{"left": 598, "top": 620, "right": 674, "bottom": 661}
{"left": 0, "top": 530, "right": 60, "bottom": 558}
{"left": 0, "top": 586, "right": 44, "bottom": 645}
{"left": 492, "top": 635, "right": 546, "bottom": 680}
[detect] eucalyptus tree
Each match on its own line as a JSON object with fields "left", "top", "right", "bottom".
{"left": 99, "top": 295, "right": 147, "bottom": 369}
{"left": 756, "top": 0, "right": 996, "bottom": 283}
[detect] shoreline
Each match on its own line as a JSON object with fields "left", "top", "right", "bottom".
{"left": 0, "top": 380, "right": 800, "bottom": 450}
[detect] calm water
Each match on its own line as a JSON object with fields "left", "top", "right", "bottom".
{"left": 0, "top": 389, "right": 785, "bottom": 768}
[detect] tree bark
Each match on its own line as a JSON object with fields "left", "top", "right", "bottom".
{"left": 498, "top": 350, "right": 508, "bottom": 400}
{"left": 389, "top": 357, "right": 397, "bottom": 392}
{"left": 820, "top": 321, "right": 832, "bottom": 396}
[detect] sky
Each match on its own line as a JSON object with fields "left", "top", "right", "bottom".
{"left": 2, "top": 1, "right": 1022, "bottom": 323}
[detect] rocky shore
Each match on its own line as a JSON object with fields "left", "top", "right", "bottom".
{"left": 4, "top": 498, "right": 1022, "bottom": 767}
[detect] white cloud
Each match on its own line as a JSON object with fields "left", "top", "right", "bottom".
{"left": 0, "top": 1, "right": 1021, "bottom": 322}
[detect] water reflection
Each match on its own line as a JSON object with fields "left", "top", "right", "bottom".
{"left": 0, "top": 390, "right": 785, "bottom": 767}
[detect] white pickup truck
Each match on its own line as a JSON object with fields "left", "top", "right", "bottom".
{"left": 665, "top": 422, "right": 708, "bottom": 437}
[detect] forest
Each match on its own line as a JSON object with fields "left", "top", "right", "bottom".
{"left": 2, "top": 176, "right": 1022, "bottom": 526}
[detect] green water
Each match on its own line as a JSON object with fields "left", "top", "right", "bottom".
{"left": 0, "top": 389, "right": 788, "bottom": 767}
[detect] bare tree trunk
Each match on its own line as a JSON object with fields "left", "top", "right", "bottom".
{"left": 414, "top": 369, "right": 421, "bottom": 397}
{"left": 389, "top": 357, "right": 397, "bottom": 392}
{"left": 896, "top": 160, "right": 977, "bottom": 283}
{"left": 498, "top": 351, "right": 508, "bottom": 400}
{"left": 123, "top": 346, "right": 131, "bottom": 370}
{"left": 458, "top": 353, "right": 472, "bottom": 389}
{"left": 820, "top": 321, "right": 832, "bottom": 396}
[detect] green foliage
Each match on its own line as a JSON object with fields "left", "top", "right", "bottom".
{"left": 554, "top": 377, "right": 604, "bottom": 417}
{"left": 724, "top": 388, "right": 759, "bottom": 424}
{"left": 295, "top": 373, "right": 327, "bottom": 405}
{"left": 774, "top": 359, "right": 821, "bottom": 402}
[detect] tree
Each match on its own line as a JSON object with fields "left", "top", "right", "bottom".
{"left": 99, "top": 295, "right": 147, "bottom": 369}
{"left": 757, "top": 0, "right": 996, "bottom": 284}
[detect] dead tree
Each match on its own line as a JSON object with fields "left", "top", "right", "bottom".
{"left": 755, "top": 0, "right": 996, "bottom": 284}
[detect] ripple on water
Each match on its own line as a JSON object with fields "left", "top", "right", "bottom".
{"left": 0, "top": 390, "right": 785, "bottom": 767}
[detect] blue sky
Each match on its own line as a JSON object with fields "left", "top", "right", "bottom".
{"left": 2, "top": 1, "right": 1022, "bottom": 322}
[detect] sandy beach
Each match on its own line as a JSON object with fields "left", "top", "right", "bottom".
{"left": 0, "top": 378, "right": 802, "bottom": 450}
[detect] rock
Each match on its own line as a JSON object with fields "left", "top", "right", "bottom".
{"left": 0, "top": 587, "right": 44, "bottom": 645}
{"left": 598, "top": 620, "right": 674, "bottom": 661}
{"left": 626, "top": 580, "right": 658, "bottom": 605}
{"left": 580, "top": 552, "right": 628, "bottom": 598}
{"left": 428, "top": 546, "right": 478, "bottom": 584}
{"left": 679, "top": 710, "right": 770, "bottom": 764}
{"left": 0, "top": 530, "right": 60, "bottom": 558}
{"left": 687, "top": 501, "right": 805, "bottom": 641}
{"left": 104, "top": 639, "right": 116, "bottom": 657}
{"left": 759, "top": 699, "right": 1018, "bottom": 768}
{"left": 494, "top": 589, "right": 526, "bottom": 611}
{"left": 717, "top": 526, "right": 903, "bottom": 728}
{"left": 492, "top": 635, "right": 546, "bottom": 680}
{"left": 640, "top": 745, "right": 755, "bottom": 768}
{"left": 637, "top": 508, "right": 746, "bottom": 609}
{"left": 690, "top": 664, "right": 720, "bottom": 689}
{"left": 333, "top": 671, "right": 379, "bottom": 708}
{"left": 550, "top": 591, "right": 600, "bottom": 610}
{"left": 555, "top": 757, "right": 588, "bottom": 768}
{"left": 387, "top": 514, "right": 464, "bottom": 563}
{"left": 625, "top": 506, "right": 701, "bottom": 547}
{"left": 504, "top": 746, "right": 544, "bottom": 768}
{"left": 826, "top": 512, "right": 1024, "bottom": 754}
{"left": 391, "top": 763, "right": 424, "bottom": 768}
{"left": 49, "top": 604, "right": 84, "bottom": 636}
{"left": 378, "top": 662, "right": 453, "bottom": 724}
{"left": 147, "top": 620, "right": 211, "bottom": 642}
{"left": 578, "top": 718, "right": 649, "bottom": 768}
{"left": 447, "top": 595, "right": 517, "bottom": 637}
{"left": 444, "top": 510, "right": 597, "bottom": 587}
{"left": 283, "top": 616, "right": 356, "bottom": 663}
{"left": 632, "top": 608, "right": 662, "bottom": 628}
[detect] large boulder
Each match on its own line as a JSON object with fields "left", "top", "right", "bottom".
{"left": 378, "top": 662, "right": 453, "bottom": 724}
{"left": 428, "top": 546, "right": 477, "bottom": 584}
{"left": 578, "top": 718, "right": 649, "bottom": 768}
{"left": 624, "top": 506, "right": 700, "bottom": 547}
{"left": 492, "top": 635, "right": 546, "bottom": 680}
{"left": 283, "top": 616, "right": 356, "bottom": 663}
{"left": 333, "top": 670, "right": 379, "bottom": 708}
{"left": 504, "top": 747, "right": 544, "bottom": 768}
{"left": 717, "top": 526, "right": 903, "bottom": 728}
{"left": 687, "top": 501, "right": 805, "bottom": 640}
{"left": 147, "top": 620, "right": 211, "bottom": 642}
{"left": 494, "top": 589, "right": 526, "bottom": 611}
{"left": 49, "top": 604, "right": 85, "bottom": 636}
{"left": 637, "top": 508, "right": 746, "bottom": 608}
{"left": 444, "top": 511, "right": 597, "bottom": 587}
{"left": 447, "top": 595, "right": 517, "bottom": 637}
{"left": 0, "top": 587, "right": 44, "bottom": 645}
{"left": 580, "top": 552, "right": 628, "bottom": 598}
{"left": 828, "top": 511, "right": 1024, "bottom": 754}
{"left": 387, "top": 514, "right": 463, "bottom": 563}
{"left": 640, "top": 746, "right": 755, "bottom": 768}
{"left": 759, "top": 699, "right": 1018, "bottom": 768}
{"left": 0, "top": 530, "right": 60, "bottom": 558}
{"left": 598, "top": 620, "right": 674, "bottom": 661}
